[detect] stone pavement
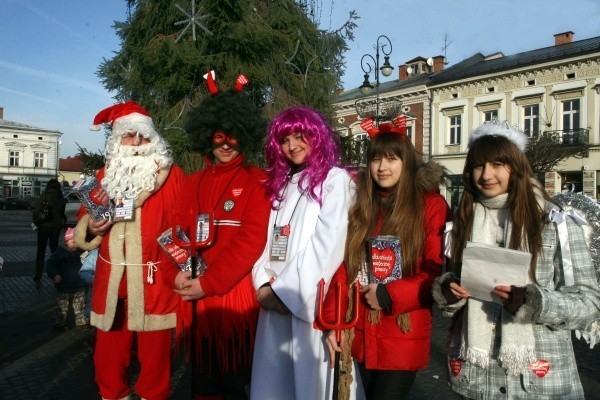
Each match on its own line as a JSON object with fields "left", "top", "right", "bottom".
{"left": 0, "top": 209, "right": 598, "bottom": 399}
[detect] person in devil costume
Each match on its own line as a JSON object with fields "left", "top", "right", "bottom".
{"left": 165, "top": 71, "right": 270, "bottom": 400}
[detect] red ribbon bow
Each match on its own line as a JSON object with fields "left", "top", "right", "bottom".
{"left": 360, "top": 116, "right": 407, "bottom": 140}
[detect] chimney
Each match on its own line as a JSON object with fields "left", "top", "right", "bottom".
{"left": 0, "top": 107, "right": 3, "bottom": 119}
{"left": 432, "top": 56, "right": 446, "bottom": 72}
{"left": 399, "top": 64, "right": 409, "bottom": 81}
{"left": 334, "top": 88, "right": 344, "bottom": 95}
{"left": 554, "top": 31, "right": 574, "bottom": 46}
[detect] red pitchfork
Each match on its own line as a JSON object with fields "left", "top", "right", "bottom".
{"left": 316, "top": 278, "right": 360, "bottom": 400}
{"left": 171, "top": 210, "right": 214, "bottom": 398}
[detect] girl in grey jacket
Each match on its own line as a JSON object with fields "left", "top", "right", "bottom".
{"left": 433, "top": 120, "right": 600, "bottom": 399}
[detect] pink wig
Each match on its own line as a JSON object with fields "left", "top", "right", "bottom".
{"left": 264, "top": 106, "right": 341, "bottom": 206}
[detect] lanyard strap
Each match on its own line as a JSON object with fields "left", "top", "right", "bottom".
{"left": 273, "top": 180, "right": 303, "bottom": 227}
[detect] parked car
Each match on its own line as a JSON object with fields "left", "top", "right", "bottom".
{"left": 0, "top": 197, "right": 22, "bottom": 210}
{"left": 20, "top": 196, "right": 37, "bottom": 210}
{"left": 63, "top": 191, "right": 82, "bottom": 227}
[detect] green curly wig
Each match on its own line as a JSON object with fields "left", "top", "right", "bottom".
{"left": 185, "top": 90, "right": 266, "bottom": 157}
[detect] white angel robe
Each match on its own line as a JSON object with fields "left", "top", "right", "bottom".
{"left": 251, "top": 167, "right": 364, "bottom": 400}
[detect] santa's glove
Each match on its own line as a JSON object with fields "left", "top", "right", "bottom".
{"left": 504, "top": 285, "right": 527, "bottom": 315}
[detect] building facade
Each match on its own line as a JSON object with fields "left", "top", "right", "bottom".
{"left": 0, "top": 107, "right": 62, "bottom": 198}
{"left": 334, "top": 32, "right": 600, "bottom": 208}
{"left": 333, "top": 55, "right": 447, "bottom": 165}
{"left": 429, "top": 32, "right": 600, "bottom": 207}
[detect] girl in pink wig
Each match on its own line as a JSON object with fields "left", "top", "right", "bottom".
{"left": 251, "top": 106, "right": 363, "bottom": 399}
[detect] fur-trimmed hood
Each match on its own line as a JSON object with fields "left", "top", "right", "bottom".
{"left": 416, "top": 160, "right": 448, "bottom": 193}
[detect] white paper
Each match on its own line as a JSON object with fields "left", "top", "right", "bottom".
{"left": 461, "top": 242, "right": 531, "bottom": 303}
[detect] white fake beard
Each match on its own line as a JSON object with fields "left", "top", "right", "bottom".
{"left": 103, "top": 138, "right": 171, "bottom": 200}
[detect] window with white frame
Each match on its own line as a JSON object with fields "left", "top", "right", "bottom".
{"left": 562, "top": 99, "right": 580, "bottom": 131}
{"left": 523, "top": 104, "right": 539, "bottom": 137}
{"left": 34, "top": 152, "right": 45, "bottom": 168}
{"left": 449, "top": 115, "right": 462, "bottom": 145}
{"left": 9, "top": 150, "right": 21, "bottom": 167}
{"left": 484, "top": 110, "right": 498, "bottom": 122}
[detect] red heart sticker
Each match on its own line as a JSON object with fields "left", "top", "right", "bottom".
{"left": 90, "top": 187, "right": 109, "bottom": 206}
{"left": 449, "top": 359, "right": 462, "bottom": 377}
{"left": 529, "top": 360, "right": 550, "bottom": 378}
{"left": 371, "top": 248, "right": 395, "bottom": 279}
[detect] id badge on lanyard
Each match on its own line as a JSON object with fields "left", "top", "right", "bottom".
{"left": 196, "top": 213, "right": 212, "bottom": 245}
{"left": 270, "top": 224, "right": 291, "bottom": 261}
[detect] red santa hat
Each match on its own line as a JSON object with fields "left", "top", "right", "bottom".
{"left": 90, "top": 101, "right": 159, "bottom": 140}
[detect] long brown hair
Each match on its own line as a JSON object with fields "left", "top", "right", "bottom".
{"left": 345, "top": 132, "right": 427, "bottom": 283}
{"left": 450, "top": 135, "right": 549, "bottom": 280}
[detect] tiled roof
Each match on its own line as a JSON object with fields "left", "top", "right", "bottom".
{"left": 59, "top": 156, "right": 84, "bottom": 172}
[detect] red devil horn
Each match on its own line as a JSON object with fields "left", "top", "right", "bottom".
{"left": 392, "top": 115, "right": 407, "bottom": 134}
{"left": 360, "top": 118, "right": 378, "bottom": 138}
{"left": 203, "top": 70, "right": 218, "bottom": 95}
{"left": 234, "top": 74, "right": 249, "bottom": 92}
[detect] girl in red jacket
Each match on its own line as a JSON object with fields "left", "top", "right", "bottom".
{"left": 324, "top": 117, "right": 451, "bottom": 399}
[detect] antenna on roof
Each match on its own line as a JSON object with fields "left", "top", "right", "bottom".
{"left": 442, "top": 33, "right": 452, "bottom": 65}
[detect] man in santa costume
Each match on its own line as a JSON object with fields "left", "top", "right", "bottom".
{"left": 163, "top": 72, "right": 270, "bottom": 400}
{"left": 74, "top": 101, "right": 184, "bottom": 400}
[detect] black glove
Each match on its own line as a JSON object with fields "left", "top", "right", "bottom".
{"left": 442, "top": 275, "right": 461, "bottom": 304}
{"left": 504, "top": 285, "right": 526, "bottom": 315}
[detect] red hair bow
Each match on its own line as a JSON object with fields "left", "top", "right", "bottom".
{"left": 360, "top": 116, "right": 407, "bottom": 140}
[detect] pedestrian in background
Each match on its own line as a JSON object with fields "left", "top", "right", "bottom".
{"left": 33, "top": 178, "right": 66, "bottom": 287}
{"left": 45, "top": 227, "right": 88, "bottom": 331}
{"left": 324, "top": 117, "right": 451, "bottom": 399}
{"left": 251, "top": 106, "right": 358, "bottom": 400}
{"left": 433, "top": 120, "right": 600, "bottom": 399}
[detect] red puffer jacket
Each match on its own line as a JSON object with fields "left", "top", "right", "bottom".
{"left": 321, "top": 192, "right": 450, "bottom": 370}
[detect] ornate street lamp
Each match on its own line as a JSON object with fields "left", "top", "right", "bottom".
{"left": 355, "top": 35, "right": 396, "bottom": 126}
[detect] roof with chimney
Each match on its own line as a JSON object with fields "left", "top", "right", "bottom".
{"left": 429, "top": 33, "right": 600, "bottom": 85}
{"left": 335, "top": 32, "right": 600, "bottom": 102}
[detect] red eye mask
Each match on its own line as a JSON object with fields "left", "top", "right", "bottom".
{"left": 213, "top": 132, "right": 239, "bottom": 147}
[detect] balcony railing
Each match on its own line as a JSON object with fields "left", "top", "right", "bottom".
{"left": 534, "top": 128, "right": 590, "bottom": 145}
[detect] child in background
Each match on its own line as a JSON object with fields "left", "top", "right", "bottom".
{"left": 78, "top": 248, "right": 98, "bottom": 323}
{"left": 46, "top": 227, "right": 89, "bottom": 331}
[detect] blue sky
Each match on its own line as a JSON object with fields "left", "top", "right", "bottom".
{"left": 1, "top": 0, "right": 600, "bottom": 157}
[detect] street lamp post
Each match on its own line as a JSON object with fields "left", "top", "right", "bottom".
{"left": 356, "top": 35, "right": 394, "bottom": 126}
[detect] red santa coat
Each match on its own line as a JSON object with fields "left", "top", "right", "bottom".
{"left": 74, "top": 165, "right": 184, "bottom": 332}
{"left": 322, "top": 192, "right": 450, "bottom": 370}
{"left": 164, "top": 155, "right": 270, "bottom": 372}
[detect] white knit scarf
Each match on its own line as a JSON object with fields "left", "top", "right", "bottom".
{"left": 459, "top": 193, "right": 536, "bottom": 376}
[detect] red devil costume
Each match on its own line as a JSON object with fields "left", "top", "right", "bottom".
{"left": 163, "top": 71, "right": 270, "bottom": 400}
